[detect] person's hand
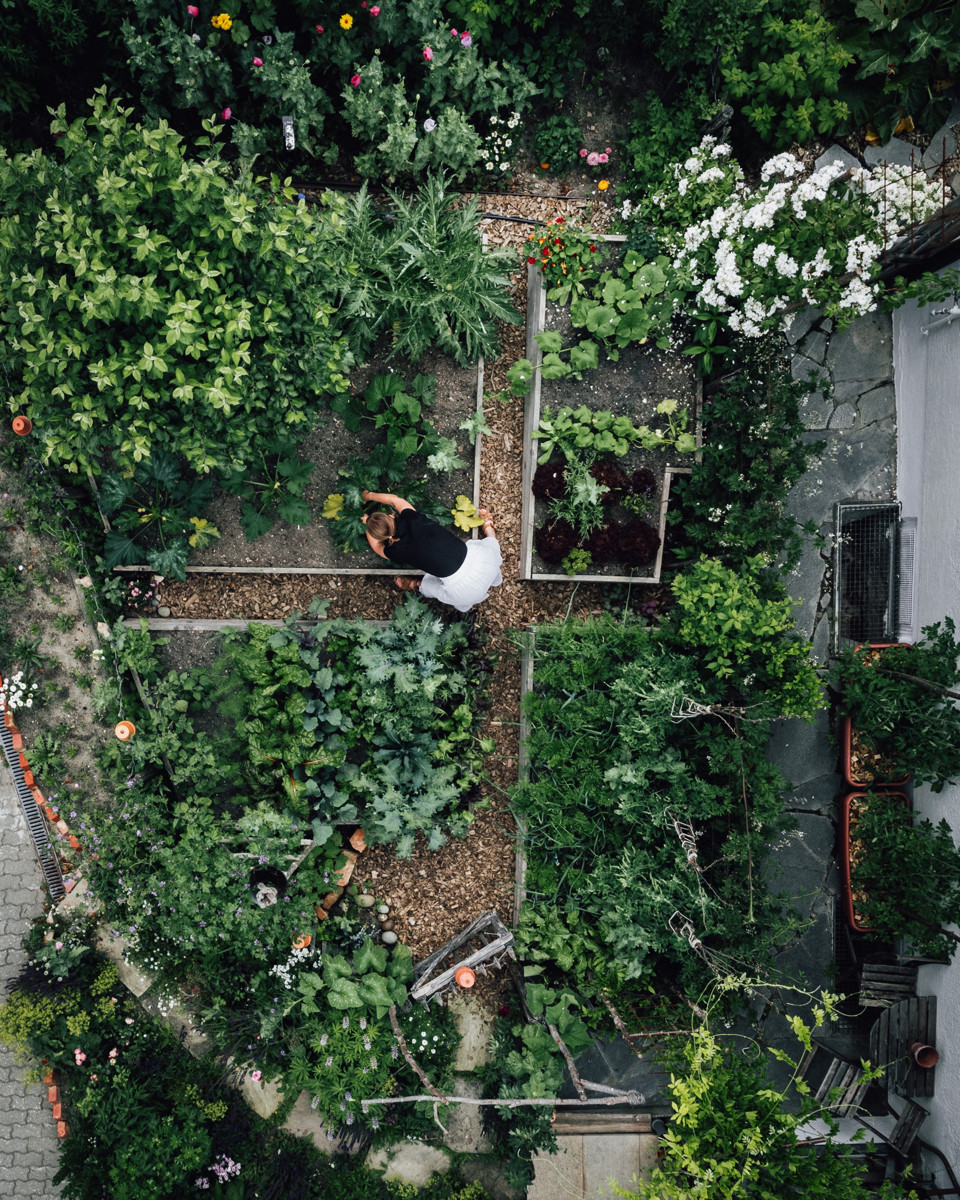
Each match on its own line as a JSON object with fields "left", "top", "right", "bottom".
{"left": 361, "top": 489, "right": 370, "bottom": 500}
{"left": 361, "top": 513, "right": 368, "bottom": 524}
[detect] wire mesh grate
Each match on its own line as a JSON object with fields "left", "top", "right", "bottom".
{"left": 834, "top": 502, "right": 901, "bottom": 649}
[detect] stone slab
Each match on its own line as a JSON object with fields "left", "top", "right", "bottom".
{"left": 448, "top": 992, "right": 495, "bottom": 1071}
{"left": 857, "top": 383, "right": 896, "bottom": 427}
{"left": 528, "top": 1135, "right": 584, "bottom": 1200}
{"left": 825, "top": 311, "right": 892, "bottom": 384}
{"left": 94, "top": 929, "right": 155, "bottom": 998}
{"left": 922, "top": 123, "right": 959, "bottom": 173}
{"left": 283, "top": 1089, "right": 328, "bottom": 1145}
{"left": 783, "top": 541, "right": 828, "bottom": 639}
{"left": 238, "top": 1066, "right": 283, "bottom": 1119}
{"left": 442, "top": 1075, "right": 493, "bottom": 1154}
{"left": 366, "top": 1140, "right": 451, "bottom": 1186}
{"left": 781, "top": 773, "right": 842, "bottom": 817}
{"left": 864, "top": 138, "right": 919, "bottom": 169}
{"left": 767, "top": 711, "right": 834, "bottom": 789}
{"left": 785, "top": 308, "right": 821, "bottom": 345}
{"left": 814, "top": 145, "right": 861, "bottom": 175}
{"left": 763, "top": 812, "right": 836, "bottom": 903}
{"left": 828, "top": 402, "right": 858, "bottom": 430}
{"left": 799, "top": 329, "right": 828, "bottom": 366}
{"left": 584, "top": 1133, "right": 647, "bottom": 1197}
{"left": 797, "top": 388, "right": 831, "bottom": 431}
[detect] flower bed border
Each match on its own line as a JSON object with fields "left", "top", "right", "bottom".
{"left": 519, "top": 237, "right": 695, "bottom": 583}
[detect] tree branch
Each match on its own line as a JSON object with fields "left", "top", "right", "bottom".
{"left": 389, "top": 1004, "right": 447, "bottom": 1104}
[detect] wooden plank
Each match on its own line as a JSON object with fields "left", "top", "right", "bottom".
{"left": 121, "top": 618, "right": 391, "bottom": 631}
{"left": 114, "top": 564, "right": 423, "bottom": 576}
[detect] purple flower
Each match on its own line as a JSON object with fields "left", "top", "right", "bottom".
{"left": 460, "top": 31, "right": 472, "bottom": 46}
{"left": 423, "top": 118, "right": 436, "bottom": 132}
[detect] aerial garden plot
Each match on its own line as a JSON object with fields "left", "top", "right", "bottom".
{"left": 1, "top": 0, "right": 960, "bottom": 1197}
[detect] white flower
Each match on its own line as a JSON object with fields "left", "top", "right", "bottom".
{"left": 752, "top": 242, "right": 775, "bottom": 268}
{"left": 774, "top": 252, "right": 798, "bottom": 277}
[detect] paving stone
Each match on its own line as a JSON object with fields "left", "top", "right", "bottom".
{"left": 282, "top": 1090, "right": 327, "bottom": 1146}
{"left": 583, "top": 1133, "right": 653, "bottom": 1196}
{"left": 782, "top": 542, "right": 828, "bottom": 638}
{"left": 922, "top": 123, "right": 959, "bottom": 173}
{"left": 826, "top": 311, "right": 892, "bottom": 383}
{"left": 857, "top": 382, "right": 896, "bottom": 426}
{"left": 529, "top": 1136, "right": 584, "bottom": 1200}
{"left": 781, "top": 774, "right": 842, "bottom": 816}
{"left": 366, "top": 1140, "right": 451, "bottom": 1186}
{"left": 797, "top": 390, "right": 831, "bottom": 431}
{"left": 814, "top": 145, "right": 861, "bottom": 174}
{"left": 812, "top": 611, "right": 832, "bottom": 665}
{"left": 442, "top": 1075, "right": 493, "bottom": 1154}
{"left": 798, "top": 329, "right": 828, "bottom": 365}
{"left": 448, "top": 992, "right": 495, "bottom": 1071}
{"left": 785, "top": 308, "right": 821, "bottom": 345}
{"left": 828, "top": 402, "right": 858, "bottom": 430}
{"left": 864, "top": 138, "right": 920, "bottom": 169}
{"left": 791, "top": 353, "right": 823, "bottom": 385}
{"left": 767, "top": 711, "right": 835, "bottom": 788}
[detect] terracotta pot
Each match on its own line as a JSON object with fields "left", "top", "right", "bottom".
{"left": 910, "top": 1042, "right": 939, "bottom": 1069}
{"left": 841, "top": 644, "right": 912, "bottom": 788}
{"left": 114, "top": 721, "right": 136, "bottom": 741}
{"left": 455, "top": 966, "right": 476, "bottom": 988}
{"left": 11, "top": 415, "right": 33, "bottom": 436}
{"left": 840, "top": 791, "right": 911, "bottom": 933}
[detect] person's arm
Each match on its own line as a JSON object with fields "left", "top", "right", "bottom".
{"left": 362, "top": 490, "right": 414, "bottom": 514}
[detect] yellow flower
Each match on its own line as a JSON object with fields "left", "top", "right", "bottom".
{"left": 339, "top": 12, "right": 353, "bottom": 28}
{"left": 597, "top": 179, "right": 609, "bottom": 191}
{"left": 211, "top": 12, "right": 232, "bottom": 29}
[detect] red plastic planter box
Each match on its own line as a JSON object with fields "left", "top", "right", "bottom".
{"left": 840, "top": 643, "right": 913, "bottom": 789}
{"left": 840, "top": 790, "right": 911, "bottom": 933}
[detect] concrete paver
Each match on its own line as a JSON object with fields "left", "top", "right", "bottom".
{"left": 0, "top": 780, "right": 63, "bottom": 1199}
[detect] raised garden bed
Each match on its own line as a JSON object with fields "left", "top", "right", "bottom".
{"left": 519, "top": 236, "right": 699, "bottom": 583}
{"left": 114, "top": 349, "right": 484, "bottom": 580}
{"left": 840, "top": 790, "right": 912, "bottom": 934}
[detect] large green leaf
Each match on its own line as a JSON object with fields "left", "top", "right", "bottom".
{"left": 240, "top": 504, "right": 274, "bottom": 541}
{"left": 146, "top": 542, "right": 189, "bottom": 581}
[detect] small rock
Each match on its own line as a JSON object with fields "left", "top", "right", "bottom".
{"left": 157, "top": 606, "right": 171, "bottom": 617}
{"left": 381, "top": 931, "right": 398, "bottom": 945}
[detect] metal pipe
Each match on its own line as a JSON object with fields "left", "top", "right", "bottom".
{"left": 920, "top": 305, "right": 960, "bottom": 336}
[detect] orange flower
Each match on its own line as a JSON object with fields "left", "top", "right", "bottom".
{"left": 597, "top": 179, "right": 609, "bottom": 191}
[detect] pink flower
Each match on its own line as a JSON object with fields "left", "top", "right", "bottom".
{"left": 460, "top": 31, "right": 472, "bottom": 46}
{"left": 74, "top": 1049, "right": 86, "bottom": 1064}
{"left": 605, "top": 147, "right": 611, "bottom": 153}
{"left": 361, "top": 0, "right": 367, "bottom": 6}
{"left": 316, "top": 24, "right": 324, "bottom": 32}
{"left": 252, "top": 56, "right": 263, "bottom": 65}
{"left": 222, "top": 107, "right": 232, "bottom": 120}
{"left": 598, "top": 152, "right": 608, "bottom": 163}
{"left": 579, "top": 148, "right": 587, "bottom": 157}
{"left": 370, "top": 4, "right": 379, "bottom": 12}
{"left": 55, "top": 941, "right": 63, "bottom": 950}
{"left": 422, "top": 45, "right": 433, "bottom": 60}
{"left": 450, "top": 28, "right": 458, "bottom": 36}
{"left": 587, "top": 151, "right": 600, "bottom": 166}
{"left": 350, "top": 73, "right": 361, "bottom": 86}
{"left": 108, "top": 1048, "right": 118, "bottom": 1059}
{"left": 251, "top": 1070, "right": 262, "bottom": 1081}
{"left": 187, "top": 4, "right": 199, "bottom": 14}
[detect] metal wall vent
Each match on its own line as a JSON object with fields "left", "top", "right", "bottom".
{"left": 834, "top": 501, "right": 901, "bottom": 650}
{"left": 898, "top": 517, "right": 917, "bottom": 644}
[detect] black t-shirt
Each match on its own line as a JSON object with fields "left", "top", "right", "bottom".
{"left": 384, "top": 510, "right": 467, "bottom": 577}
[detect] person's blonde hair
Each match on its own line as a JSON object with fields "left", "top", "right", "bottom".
{"left": 366, "top": 512, "right": 397, "bottom": 543}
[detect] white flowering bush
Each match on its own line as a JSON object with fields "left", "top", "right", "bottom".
{"left": 624, "top": 136, "right": 942, "bottom": 343}
{"left": 0, "top": 670, "right": 39, "bottom": 710}
{"left": 478, "top": 110, "right": 521, "bottom": 176}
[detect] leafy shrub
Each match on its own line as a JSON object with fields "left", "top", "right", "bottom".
{"left": 221, "top": 434, "right": 313, "bottom": 541}
{"left": 668, "top": 555, "right": 822, "bottom": 720}
{"left": 0, "top": 91, "right": 353, "bottom": 478}
{"left": 534, "top": 112, "right": 583, "bottom": 174}
{"left": 830, "top": 620, "right": 960, "bottom": 792}
{"left": 849, "top": 793, "right": 960, "bottom": 960}
{"left": 99, "top": 451, "right": 220, "bottom": 580}
{"left": 667, "top": 339, "right": 821, "bottom": 572}
{"left": 533, "top": 518, "right": 577, "bottom": 564}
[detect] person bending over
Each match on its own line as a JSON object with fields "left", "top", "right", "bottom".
{"left": 361, "top": 490, "right": 502, "bottom": 614}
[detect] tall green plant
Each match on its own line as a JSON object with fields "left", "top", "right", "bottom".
{"left": 335, "top": 174, "right": 521, "bottom": 366}
{"left": 0, "top": 90, "right": 353, "bottom": 477}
